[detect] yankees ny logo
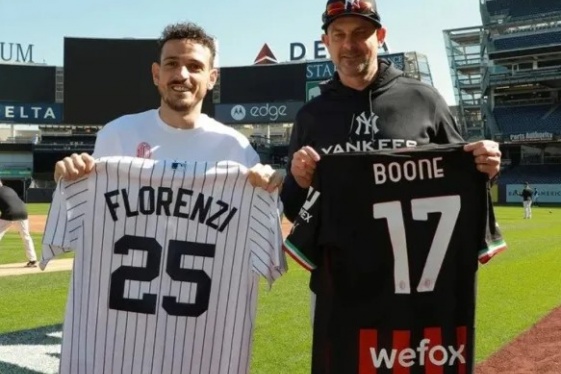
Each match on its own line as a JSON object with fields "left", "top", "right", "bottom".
{"left": 352, "top": 111, "right": 380, "bottom": 136}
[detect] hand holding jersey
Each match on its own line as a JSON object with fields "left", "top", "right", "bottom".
{"left": 290, "top": 146, "right": 321, "bottom": 189}
{"left": 247, "top": 163, "right": 285, "bottom": 193}
{"left": 463, "top": 140, "right": 502, "bottom": 179}
{"left": 54, "top": 152, "right": 96, "bottom": 182}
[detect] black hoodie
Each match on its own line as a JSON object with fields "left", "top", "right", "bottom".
{"left": 280, "top": 58, "right": 464, "bottom": 222}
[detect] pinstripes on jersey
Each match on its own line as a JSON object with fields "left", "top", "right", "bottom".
{"left": 41, "top": 157, "right": 285, "bottom": 374}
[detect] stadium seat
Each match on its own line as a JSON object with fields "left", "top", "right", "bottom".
{"left": 494, "top": 31, "right": 561, "bottom": 51}
{"left": 493, "top": 104, "right": 561, "bottom": 136}
{"left": 485, "top": 0, "right": 561, "bottom": 18}
{"left": 498, "top": 164, "right": 561, "bottom": 184}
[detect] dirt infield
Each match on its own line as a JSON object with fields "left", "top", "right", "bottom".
{"left": 476, "top": 306, "right": 561, "bottom": 373}
{"left": 14, "top": 215, "right": 561, "bottom": 372}
{"left": 6, "top": 214, "right": 47, "bottom": 234}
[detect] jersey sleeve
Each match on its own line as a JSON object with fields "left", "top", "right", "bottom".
{"left": 478, "top": 189, "right": 507, "bottom": 264}
{"left": 248, "top": 188, "right": 287, "bottom": 287}
{"left": 283, "top": 181, "right": 322, "bottom": 272}
{"left": 40, "top": 177, "right": 90, "bottom": 270}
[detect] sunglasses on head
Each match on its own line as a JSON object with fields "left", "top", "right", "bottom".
{"left": 322, "top": 0, "right": 379, "bottom": 26}
{"left": 325, "top": 0, "right": 373, "bottom": 17}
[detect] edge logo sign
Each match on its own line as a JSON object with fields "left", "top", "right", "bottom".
{"left": 231, "top": 104, "right": 287, "bottom": 121}
{"left": 216, "top": 102, "right": 304, "bottom": 124}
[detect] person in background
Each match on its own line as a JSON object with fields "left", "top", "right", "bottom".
{"left": 521, "top": 182, "right": 534, "bottom": 219}
{"left": 533, "top": 187, "right": 539, "bottom": 207}
{"left": 0, "top": 179, "right": 38, "bottom": 267}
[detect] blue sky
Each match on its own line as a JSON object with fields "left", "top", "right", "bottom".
{"left": 1, "top": 0, "right": 483, "bottom": 105}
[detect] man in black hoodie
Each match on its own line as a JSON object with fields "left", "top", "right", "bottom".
{"left": 280, "top": 0, "right": 502, "bottom": 221}
{"left": 280, "top": 0, "right": 503, "bottom": 332}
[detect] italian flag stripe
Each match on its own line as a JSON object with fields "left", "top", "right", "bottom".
{"left": 283, "top": 240, "right": 316, "bottom": 271}
{"left": 479, "top": 239, "right": 507, "bottom": 264}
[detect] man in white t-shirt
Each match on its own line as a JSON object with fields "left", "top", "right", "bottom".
{"left": 47, "top": 22, "right": 286, "bottom": 374}
{"left": 54, "top": 22, "right": 282, "bottom": 190}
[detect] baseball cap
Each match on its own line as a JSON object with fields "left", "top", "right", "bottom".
{"left": 322, "top": 0, "right": 382, "bottom": 31}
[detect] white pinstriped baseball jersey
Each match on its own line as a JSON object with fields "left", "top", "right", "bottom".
{"left": 41, "top": 157, "right": 286, "bottom": 374}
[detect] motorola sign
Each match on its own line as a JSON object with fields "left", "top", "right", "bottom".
{"left": 231, "top": 105, "right": 246, "bottom": 121}
{"left": 216, "top": 102, "right": 304, "bottom": 124}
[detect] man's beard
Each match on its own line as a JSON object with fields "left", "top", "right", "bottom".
{"left": 338, "top": 57, "right": 370, "bottom": 76}
{"left": 159, "top": 87, "right": 194, "bottom": 113}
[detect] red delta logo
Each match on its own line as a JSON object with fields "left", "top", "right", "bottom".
{"left": 359, "top": 327, "right": 468, "bottom": 373}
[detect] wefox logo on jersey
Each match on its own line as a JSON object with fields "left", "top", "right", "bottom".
{"left": 298, "top": 187, "right": 320, "bottom": 223}
{"left": 359, "top": 327, "right": 467, "bottom": 373}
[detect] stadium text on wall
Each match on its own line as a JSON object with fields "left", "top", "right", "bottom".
{"left": 0, "top": 42, "right": 34, "bottom": 63}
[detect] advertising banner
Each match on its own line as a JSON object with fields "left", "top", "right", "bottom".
{"left": 306, "top": 81, "right": 322, "bottom": 102}
{"left": 215, "top": 102, "right": 304, "bottom": 124}
{"left": 0, "top": 102, "right": 62, "bottom": 124}
{"left": 306, "top": 61, "right": 335, "bottom": 81}
{"left": 506, "top": 184, "right": 561, "bottom": 203}
{"left": 508, "top": 132, "right": 555, "bottom": 142}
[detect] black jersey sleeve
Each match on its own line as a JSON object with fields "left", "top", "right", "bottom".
{"left": 479, "top": 188, "right": 507, "bottom": 264}
{"left": 280, "top": 110, "right": 313, "bottom": 222}
{"left": 283, "top": 177, "right": 321, "bottom": 272}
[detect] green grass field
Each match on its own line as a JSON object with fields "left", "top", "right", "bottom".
{"left": 24, "top": 203, "right": 51, "bottom": 215}
{"left": 0, "top": 233, "right": 73, "bottom": 264}
{"left": 0, "top": 204, "right": 560, "bottom": 373}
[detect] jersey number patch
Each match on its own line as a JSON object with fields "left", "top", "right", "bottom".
{"left": 373, "top": 195, "right": 461, "bottom": 294}
{"left": 109, "top": 234, "right": 215, "bottom": 317}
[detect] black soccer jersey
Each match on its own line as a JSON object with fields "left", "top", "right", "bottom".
{"left": 284, "top": 144, "right": 506, "bottom": 374}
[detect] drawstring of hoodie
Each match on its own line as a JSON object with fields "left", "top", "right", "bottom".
{"left": 370, "top": 89, "right": 375, "bottom": 141}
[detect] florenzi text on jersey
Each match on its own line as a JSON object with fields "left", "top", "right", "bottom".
{"left": 104, "top": 186, "right": 238, "bottom": 232}
{"left": 373, "top": 157, "right": 445, "bottom": 185}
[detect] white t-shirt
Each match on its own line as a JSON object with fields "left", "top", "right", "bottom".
{"left": 93, "top": 109, "right": 259, "bottom": 167}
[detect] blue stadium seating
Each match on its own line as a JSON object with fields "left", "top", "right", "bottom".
{"left": 498, "top": 164, "right": 561, "bottom": 184}
{"left": 494, "top": 31, "right": 561, "bottom": 51}
{"left": 493, "top": 104, "right": 561, "bottom": 135}
{"left": 486, "top": 0, "right": 561, "bottom": 18}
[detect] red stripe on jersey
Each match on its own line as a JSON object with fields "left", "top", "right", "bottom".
{"left": 457, "top": 326, "right": 467, "bottom": 374}
{"left": 359, "top": 329, "right": 378, "bottom": 374}
{"left": 424, "top": 327, "right": 444, "bottom": 374}
{"left": 393, "top": 330, "right": 411, "bottom": 374}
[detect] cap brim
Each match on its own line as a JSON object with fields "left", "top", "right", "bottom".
{"left": 322, "top": 13, "right": 382, "bottom": 31}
